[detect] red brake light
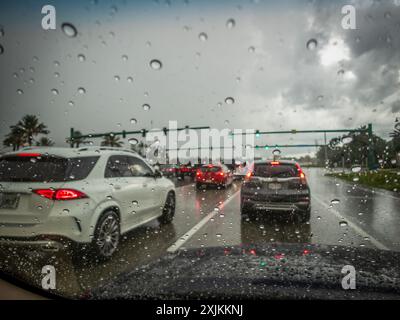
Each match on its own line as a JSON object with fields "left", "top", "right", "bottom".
{"left": 55, "top": 189, "right": 87, "bottom": 200}
{"left": 33, "top": 189, "right": 55, "bottom": 200}
{"left": 17, "top": 153, "right": 42, "bottom": 157}
{"left": 295, "top": 163, "right": 306, "bottom": 179}
{"left": 219, "top": 171, "right": 225, "bottom": 177}
{"left": 33, "top": 189, "right": 87, "bottom": 200}
{"left": 270, "top": 161, "right": 280, "bottom": 166}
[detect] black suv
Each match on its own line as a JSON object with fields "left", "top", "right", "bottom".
{"left": 240, "top": 160, "right": 311, "bottom": 222}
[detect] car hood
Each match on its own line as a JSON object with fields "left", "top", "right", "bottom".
{"left": 90, "top": 243, "right": 400, "bottom": 300}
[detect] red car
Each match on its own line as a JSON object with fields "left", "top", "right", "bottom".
{"left": 195, "top": 164, "right": 234, "bottom": 189}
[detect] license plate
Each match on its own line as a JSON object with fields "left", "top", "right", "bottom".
{"left": 268, "top": 183, "right": 282, "bottom": 190}
{"left": 0, "top": 193, "right": 20, "bottom": 209}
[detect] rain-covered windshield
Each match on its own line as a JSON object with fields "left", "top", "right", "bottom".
{"left": 0, "top": 0, "right": 400, "bottom": 301}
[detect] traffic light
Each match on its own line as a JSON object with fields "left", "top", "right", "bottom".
{"left": 255, "top": 130, "right": 260, "bottom": 138}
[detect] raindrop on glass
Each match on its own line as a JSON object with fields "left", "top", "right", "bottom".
{"left": 199, "top": 32, "right": 208, "bottom": 41}
{"left": 78, "top": 87, "right": 86, "bottom": 94}
{"left": 61, "top": 23, "right": 78, "bottom": 38}
{"left": 306, "top": 38, "right": 318, "bottom": 50}
{"left": 78, "top": 54, "right": 86, "bottom": 62}
{"left": 339, "top": 221, "right": 348, "bottom": 227}
{"left": 226, "top": 18, "right": 236, "bottom": 29}
{"left": 150, "top": 59, "right": 162, "bottom": 70}
{"left": 128, "top": 138, "right": 139, "bottom": 145}
{"left": 225, "top": 97, "right": 235, "bottom": 105}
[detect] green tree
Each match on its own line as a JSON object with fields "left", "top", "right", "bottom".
{"left": 316, "top": 127, "right": 389, "bottom": 169}
{"left": 67, "top": 130, "right": 87, "bottom": 148}
{"left": 36, "top": 136, "right": 55, "bottom": 147}
{"left": 101, "top": 134, "right": 123, "bottom": 147}
{"left": 3, "top": 126, "right": 26, "bottom": 151}
{"left": 15, "top": 115, "right": 49, "bottom": 146}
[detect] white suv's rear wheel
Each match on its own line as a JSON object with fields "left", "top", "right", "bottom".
{"left": 92, "top": 211, "right": 120, "bottom": 260}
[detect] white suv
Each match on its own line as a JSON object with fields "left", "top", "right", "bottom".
{"left": 0, "top": 147, "right": 176, "bottom": 259}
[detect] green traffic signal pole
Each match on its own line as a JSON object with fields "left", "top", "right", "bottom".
{"left": 69, "top": 124, "right": 376, "bottom": 169}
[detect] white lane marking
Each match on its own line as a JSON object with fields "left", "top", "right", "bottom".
{"left": 312, "top": 194, "right": 390, "bottom": 251}
{"left": 167, "top": 190, "right": 241, "bottom": 253}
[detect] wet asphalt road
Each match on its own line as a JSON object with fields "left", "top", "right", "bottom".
{"left": 0, "top": 168, "right": 399, "bottom": 298}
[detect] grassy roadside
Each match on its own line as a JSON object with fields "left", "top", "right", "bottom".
{"left": 325, "top": 169, "right": 400, "bottom": 193}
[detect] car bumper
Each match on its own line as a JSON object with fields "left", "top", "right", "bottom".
{"left": 242, "top": 198, "right": 310, "bottom": 213}
{"left": 0, "top": 236, "right": 69, "bottom": 252}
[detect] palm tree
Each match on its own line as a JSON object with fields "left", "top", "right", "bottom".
{"left": 15, "top": 115, "right": 49, "bottom": 146}
{"left": 101, "top": 134, "right": 123, "bottom": 147}
{"left": 36, "top": 137, "right": 54, "bottom": 147}
{"left": 67, "top": 130, "right": 87, "bottom": 147}
{"left": 3, "top": 126, "right": 26, "bottom": 151}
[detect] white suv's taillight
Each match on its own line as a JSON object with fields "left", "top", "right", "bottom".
{"left": 33, "top": 189, "right": 88, "bottom": 200}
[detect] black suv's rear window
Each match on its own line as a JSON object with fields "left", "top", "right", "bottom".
{"left": 253, "top": 163, "right": 299, "bottom": 178}
{"left": 0, "top": 156, "right": 99, "bottom": 182}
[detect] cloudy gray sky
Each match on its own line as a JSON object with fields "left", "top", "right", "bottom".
{"left": 0, "top": 0, "right": 399, "bottom": 157}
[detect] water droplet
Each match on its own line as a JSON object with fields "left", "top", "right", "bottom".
{"left": 132, "top": 200, "right": 139, "bottom": 206}
{"left": 198, "top": 32, "right": 208, "bottom": 41}
{"left": 78, "top": 87, "right": 86, "bottom": 94}
{"left": 127, "top": 76, "right": 133, "bottom": 83}
{"left": 128, "top": 138, "right": 139, "bottom": 145}
{"left": 122, "top": 54, "right": 128, "bottom": 61}
{"left": 142, "top": 104, "right": 151, "bottom": 111}
{"left": 130, "top": 118, "right": 137, "bottom": 124}
{"left": 62, "top": 209, "right": 70, "bottom": 214}
{"left": 114, "top": 75, "right": 120, "bottom": 81}
{"left": 17, "top": 89, "right": 23, "bottom": 95}
{"left": 68, "top": 101, "right": 74, "bottom": 107}
{"left": 0, "top": 45, "right": 4, "bottom": 55}
{"left": 306, "top": 38, "right": 318, "bottom": 50}
{"left": 216, "top": 233, "right": 222, "bottom": 238}
{"left": 150, "top": 59, "right": 162, "bottom": 70}
{"left": 61, "top": 23, "right": 78, "bottom": 38}
{"left": 331, "top": 199, "right": 340, "bottom": 205}
{"left": 339, "top": 221, "right": 348, "bottom": 227}
{"left": 78, "top": 54, "right": 86, "bottom": 62}
{"left": 226, "top": 18, "right": 236, "bottom": 29}
{"left": 248, "top": 46, "right": 255, "bottom": 53}
{"left": 351, "top": 166, "right": 361, "bottom": 173}
{"left": 51, "top": 88, "right": 59, "bottom": 95}
{"left": 272, "top": 149, "right": 281, "bottom": 156}
{"left": 225, "top": 97, "right": 235, "bottom": 104}
{"left": 342, "top": 136, "right": 353, "bottom": 144}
